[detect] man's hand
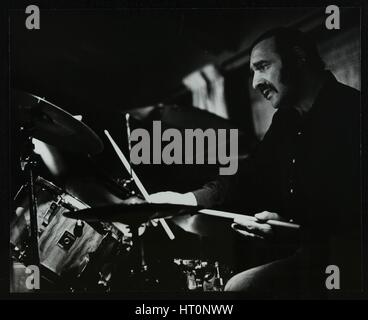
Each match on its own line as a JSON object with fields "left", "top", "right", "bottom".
{"left": 149, "top": 191, "right": 198, "bottom": 206}
{"left": 232, "top": 211, "right": 284, "bottom": 240}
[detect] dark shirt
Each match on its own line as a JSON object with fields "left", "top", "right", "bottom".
{"left": 193, "top": 71, "right": 362, "bottom": 290}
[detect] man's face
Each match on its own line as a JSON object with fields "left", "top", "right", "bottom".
{"left": 250, "top": 37, "right": 297, "bottom": 109}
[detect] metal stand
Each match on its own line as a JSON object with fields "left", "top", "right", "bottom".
{"left": 19, "top": 127, "right": 40, "bottom": 266}
{"left": 128, "top": 223, "right": 155, "bottom": 290}
{"left": 130, "top": 223, "right": 145, "bottom": 270}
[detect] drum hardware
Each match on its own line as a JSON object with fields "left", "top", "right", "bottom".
{"left": 10, "top": 244, "right": 28, "bottom": 264}
{"left": 11, "top": 179, "right": 232, "bottom": 292}
{"left": 64, "top": 203, "right": 197, "bottom": 291}
{"left": 73, "top": 220, "right": 85, "bottom": 237}
{"left": 124, "top": 113, "right": 134, "bottom": 183}
{"left": 13, "top": 90, "right": 104, "bottom": 155}
{"left": 11, "top": 176, "right": 132, "bottom": 290}
{"left": 39, "top": 197, "right": 62, "bottom": 233}
{"left": 18, "top": 125, "right": 41, "bottom": 267}
{"left": 213, "top": 261, "right": 224, "bottom": 291}
{"left": 57, "top": 231, "right": 77, "bottom": 250}
{"left": 97, "top": 271, "right": 112, "bottom": 292}
{"left": 12, "top": 90, "right": 105, "bottom": 272}
{"left": 12, "top": 92, "right": 248, "bottom": 292}
{"left": 115, "top": 177, "right": 137, "bottom": 197}
{"left": 14, "top": 183, "right": 28, "bottom": 202}
{"left": 173, "top": 259, "right": 230, "bottom": 292}
{"left": 104, "top": 129, "right": 176, "bottom": 239}
{"left": 11, "top": 177, "right": 232, "bottom": 292}
{"left": 12, "top": 91, "right": 198, "bottom": 292}
{"left": 66, "top": 228, "right": 129, "bottom": 292}
{"left": 125, "top": 222, "right": 147, "bottom": 289}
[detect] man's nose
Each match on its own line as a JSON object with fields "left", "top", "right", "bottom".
{"left": 252, "top": 72, "right": 263, "bottom": 90}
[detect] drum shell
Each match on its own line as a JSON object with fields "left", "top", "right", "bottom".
{"left": 11, "top": 178, "right": 105, "bottom": 277}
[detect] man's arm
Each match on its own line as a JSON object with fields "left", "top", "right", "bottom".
{"left": 149, "top": 190, "right": 198, "bottom": 206}
{"left": 150, "top": 155, "right": 259, "bottom": 209}
{"left": 150, "top": 113, "right": 281, "bottom": 209}
{"left": 149, "top": 174, "right": 237, "bottom": 207}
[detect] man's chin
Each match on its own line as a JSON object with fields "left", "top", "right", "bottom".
{"left": 269, "top": 98, "right": 280, "bottom": 109}
{"left": 270, "top": 96, "right": 293, "bottom": 110}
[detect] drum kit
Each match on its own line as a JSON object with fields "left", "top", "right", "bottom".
{"left": 10, "top": 90, "right": 238, "bottom": 292}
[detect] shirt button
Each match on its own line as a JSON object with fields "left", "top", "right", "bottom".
{"left": 291, "top": 158, "right": 296, "bottom": 164}
{"left": 297, "top": 131, "right": 302, "bottom": 136}
{"left": 290, "top": 188, "right": 294, "bottom": 194}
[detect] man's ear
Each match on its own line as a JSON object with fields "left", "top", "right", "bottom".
{"left": 293, "top": 46, "right": 307, "bottom": 67}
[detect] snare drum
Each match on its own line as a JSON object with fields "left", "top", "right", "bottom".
{"left": 11, "top": 177, "right": 110, "bottom": 278}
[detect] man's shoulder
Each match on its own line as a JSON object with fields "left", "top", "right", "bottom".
{"left": 333, "top": 79, "right": 360, "bottom": 100}
{"left": 324, "top": 77, "right": 361, "bottom": 135}
{"left": 319, "top": 74, "right": 360, "bottom": 120}
{"left": 327, "top": 75, "right": 360, "bottom": 106}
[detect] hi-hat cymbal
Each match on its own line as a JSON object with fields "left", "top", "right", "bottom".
{"left": 63, "top": 201, "right": 198, "bottom": 225}
{"left": 13, "top": 90, "right": 104, "bottom": 155}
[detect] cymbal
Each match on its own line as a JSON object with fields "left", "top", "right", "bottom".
{"left": 63, "top": 201, "right": 198, "bottom": 225}
{"left": 13, "top": 90, "right": 104, "bottom": 155}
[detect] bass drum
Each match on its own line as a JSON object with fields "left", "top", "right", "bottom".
{"left": 10, "top": 176, "right": 129, "bottom": 288}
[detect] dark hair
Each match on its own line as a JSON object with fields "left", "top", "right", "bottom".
{"left": 250, "top": 27, "right": 325, "bottom": 71}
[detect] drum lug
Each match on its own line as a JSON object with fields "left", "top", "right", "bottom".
{"left": 73, "top": 220, "right": 85, "bottom": 237}
{"left": 40, "top": 201, "right": 59, "bottom": 231}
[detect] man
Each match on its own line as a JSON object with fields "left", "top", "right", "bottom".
{"left": 150, "top": 27, "right": 362, "bottom": 298}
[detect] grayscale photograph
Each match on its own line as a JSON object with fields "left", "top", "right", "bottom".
{"left": 4, "top": 1, "right": 366, "bottom": 302}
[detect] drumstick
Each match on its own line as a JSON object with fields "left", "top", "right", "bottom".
{"left": 199, "top": 209, "right": 300, "bottom": 230}
{"left": 104, "top": 130, "right": 175, "bottom": 240}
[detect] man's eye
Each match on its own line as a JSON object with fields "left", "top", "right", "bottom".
{"left": 258, "top": 64, "right": 269, "bottom": 71}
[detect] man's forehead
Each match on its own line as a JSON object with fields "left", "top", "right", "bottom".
{"left": 250, "top": 37, "right": 278, "bottom": 64}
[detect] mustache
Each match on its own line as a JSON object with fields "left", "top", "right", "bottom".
{"left": 258, "top": 83, "right": 277, "bottom": 94}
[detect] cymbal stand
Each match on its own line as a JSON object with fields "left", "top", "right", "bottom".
{"left": 128, "top": 222, "right": 149, "bottom": 289}
{"left": 19, "top": 126, "right": 40, "bottom": 266}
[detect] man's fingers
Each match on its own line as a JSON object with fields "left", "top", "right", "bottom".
{"left": 231, "top": 223, "right": 264, "bottom": 239}
{"left": 245, "top": 220, "right": 273, "bottom": 235}
{"left": 254, "top": 211, "right": 282, "bottom": 222}
{"left": 232, "top": 219, "right": 273, "bottom": 236}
